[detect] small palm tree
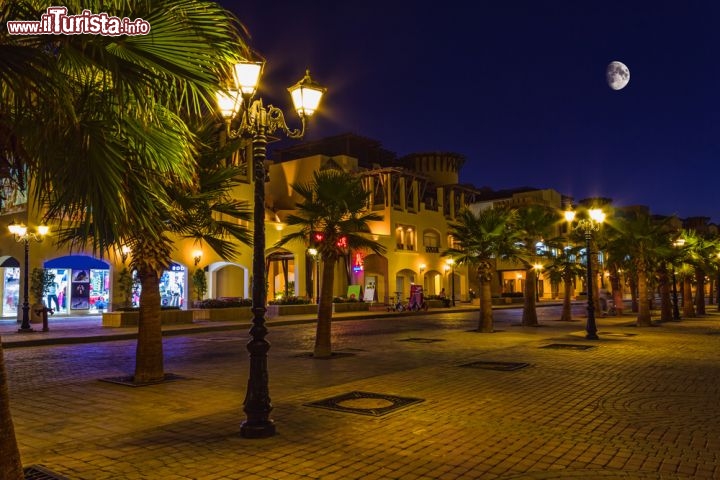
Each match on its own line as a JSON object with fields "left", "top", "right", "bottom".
{"left": 445, "top": 207, "right": 518, "bottom": 332}
{"left": 512, "top": 205, "right": 560, "bottom": 326}
{"left": 544, "top": 244, "right": 586, "bottom": 321}
{"left": 277, "top": 170, "right": 385, "bottom": 358}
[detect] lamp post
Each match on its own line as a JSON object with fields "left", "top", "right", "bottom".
{"left": 445, "top": 258, "right": 455, "bottom": 306}
{"left": 566, "top": 208, "right": 605, "bottom": 340}
{"left": 308, "top": 248, "right": 320, "bottom": 303}
{"left": 533, "top": 263, "right": 543, "bottom": 302}
{"left": 8, "top": 221, "right": 49, "bottom": 332}
{"left": 671, "top": 238, "right": 685, "bottom": 321}
{"left": 217, "top": 60, "right": 325, "bottom": 438}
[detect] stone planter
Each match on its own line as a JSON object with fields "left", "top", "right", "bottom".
{"left": 102, "top": 309, "right": 194, "bottom": 327}
{"left": 266, "top": 304, "right": 317, "bottom": 317}
{"left": 215, "top": 307, "right": 252, "bottom": 322}
{"left": 332, "top": 302, "right": 370, "bottom": 313}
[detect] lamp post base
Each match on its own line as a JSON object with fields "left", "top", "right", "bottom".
{"left": 18, "top": 327, "right": 34, "bottom": 333}
{"left": 585, "top": 331, "right": 599, "bottom": 340}
{"left": 240, "top": 420, "right": 276, "bottom": 439}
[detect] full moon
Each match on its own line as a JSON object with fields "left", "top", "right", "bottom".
{"left": 606, "top": 61, "right": 630, "bottom": 90}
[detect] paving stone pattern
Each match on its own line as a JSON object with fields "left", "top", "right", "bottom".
{"left": 3, "top": 307, "right": 720, "bottom": 479}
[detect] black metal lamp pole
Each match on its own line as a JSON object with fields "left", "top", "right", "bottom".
{"left": 584, "top": 230, "right": 598, "bottom": 340}
{"left": 217, "top": 63, "right": 324, "bottom": 439}
{"left": 8, "top": 222, "right": 48, "bottom": 332}
{"left": 567, "top": 208, "right": 604, "bottom": 340}
{"left": 19, "top": 237, "right": 31, "bottom": 331}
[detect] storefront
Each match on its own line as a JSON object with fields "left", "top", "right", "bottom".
{"left": 44, "top": 256, "right": 110, "bottom": 315}
{"left": 0, "top": 256, "right": 21, "bottom": 318}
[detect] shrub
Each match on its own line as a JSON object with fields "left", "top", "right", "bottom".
{"left": 500, "top": 292, "right": 524, "bottom": 298}
{"left": 268, "top": 296, "right": 311, "bottom": 305}
{"left": 198, "top": 298, "right": 252, "bottom": 308}
{"left": 332, "top": 296, "right": 360, "bottom": 303}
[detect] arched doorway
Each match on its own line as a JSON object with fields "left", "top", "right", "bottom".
{"left": 209, "top": 262, "right": 248, "bottom": 299}
{"left": 362, "top": 254, "right": 388, "bottom": 304}
{"left": 395, "top": 268, "right": 417, "bottom": 304}
{"left": 267, "top": 249, "right": 295, "bottom": 301}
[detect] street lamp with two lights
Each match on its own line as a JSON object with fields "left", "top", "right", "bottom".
{"left": 565, "top": 208, "right": 605, "bottom": 340}
{"left": 8, "top": 221, "right": 49, "bottom": 332}
{"left": 217, "top": 60, "right": 325, "bottom": 438}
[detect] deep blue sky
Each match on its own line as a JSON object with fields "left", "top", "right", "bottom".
{"left": 221, "top": 1, "right": 720, "bottom": 222}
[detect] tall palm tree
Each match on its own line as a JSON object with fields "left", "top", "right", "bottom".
{"left": 513, "top": 204, "right": 560, "bottom": 326}
{"left": 277, "top": 170, "right": 385, "bottom": 358}
{"left": 0, "top": 3, "right": 249, "bottom": 468}
{"left": 445, "top": 206, "right": 518, "bottom": 332}
{"left": 607, "top": 211, "right": 671, "bottom": 327}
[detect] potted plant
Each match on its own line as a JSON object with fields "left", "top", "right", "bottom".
{"left": 30, "top": 268, "right": 55, "bottom": 323}
{"left": 191, "top": 268, "right": 207, "bottom": 307}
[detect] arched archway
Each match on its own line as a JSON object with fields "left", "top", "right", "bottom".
{"left": 424, "top": 269, "right": 443, "bottom": 296}
{"left": 395, "top": 268, "right": 417, "bottom": 303}
{"left": 208, "top": 261, "right": 249, "bottom": 299}
{"left": 267, "top": 249, "right": 295, "bottom": 300}
{"left": 362, "top": 254, "right": 388, "bottom": 304}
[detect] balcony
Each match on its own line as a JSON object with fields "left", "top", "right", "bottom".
{"left": 425, "top": 246, "right": 439, "bottom": 253}
{"left": 397, "top": 243, "right": 405, "bottom": 250}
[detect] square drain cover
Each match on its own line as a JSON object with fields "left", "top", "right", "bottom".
{"left": 398, "top": 338, "right": 445, "bottom": 343}
{"left": 541, "top": 343, "right": 595, "bottom": 350}
{"left": 99, "top": 373, "right": 188, "bottom": 387}
{"left": 24, "top": 465, "right": 69, "bottom": 480}
{"left": 305, "top": 391, "right": 424, "bottom": 416}
{"left": 459, "top": 361, "right": 529, "bottom": 371}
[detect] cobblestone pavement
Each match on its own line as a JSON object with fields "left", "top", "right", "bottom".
{"left": 3, "top": 305, "right": 720, "bottom": 479}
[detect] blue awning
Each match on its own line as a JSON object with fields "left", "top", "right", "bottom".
{"left": 44, "top": 255, "right": 110, "bottom": 270}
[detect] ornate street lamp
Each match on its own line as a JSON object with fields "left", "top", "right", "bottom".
{"left": 533, "top": 262, "right": 544, "bottom": 302}
{"left": 8, "top": 221, "right": 49, "bottom": 332}
{"left": 217, "top": 60, "right": 325, "bottom": 439}
{"left": 566, "top": 208, "right": 605, "bottom": 340}
{"left": 308, "top": 247, "right": 320, "bottom": 303}
{"left": 445, "top": 258, "right": 455, "bottom": 306}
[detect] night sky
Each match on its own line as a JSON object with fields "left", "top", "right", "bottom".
{"left": 220, "top": 1, "right": 720, "bottom": 222}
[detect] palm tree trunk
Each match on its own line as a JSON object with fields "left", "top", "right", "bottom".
{"left": 560, "top": 270, "right": 573, "bottom": 321}
{"left": 683, "top": 277, "right": 695, "bottom": 318}
{"left": 478, "top": 266, "right": 494, "bottom": 332}
{"left": 629, "top": 276, "right": 638, "bottom": 313}
{"left": 609, "top": 267, "right": 624, "bottom": 315}
{"left": 658, "top": 266, "right": 672, "bottom": 322}
{"left": 695, "top": 268, "right": 706, "bottom": 315}
{"left": 0, "top": 340, "right": 23, "bottom": 480}
{"left": 637, "top": 267, "right": 652, "bottom": 326}
{"left": 134, "top": 268, "right": 164, "bottom": 384}
{"left": 314, "top": 258, "right": 336, "bottom": 358}
{"left": 522, "top": 267, "right": 538, "bottom": 326}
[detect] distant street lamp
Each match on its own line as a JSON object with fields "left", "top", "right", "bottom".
{"left": 671, "top": 238, "right": 685, "bottom": 321}
{"left": 566, "top": 208, "right": 605, "bottom": 340}
{"left": 446, "top": 258, "right": 455, "bottom": 306}
{"left": 8, "top": 221, "right": 49, "bottom": 332}
{"left": 217, "top": 60, "right": 325, "bottom": 439}
{"left": 308, "top": 247, "right": 320, "bottom": 303}
{"left": 533, "top": 263, "right": 543, "bottom": 302}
